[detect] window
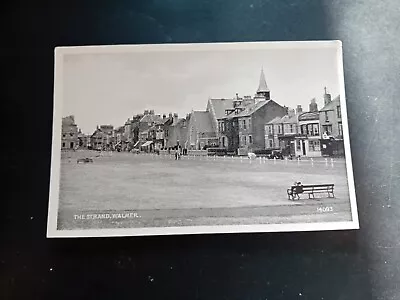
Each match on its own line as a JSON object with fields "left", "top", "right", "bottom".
{"left": 337, "top": 106, "right": 342, "bottom": 118}
{"left": 300, "top": 125, "right": 306, "bottom": 135}
{"left": 307, "top": 124, "right": 313, "bottom": 135}
{"left": 269, "top": 125, "right": 273, "bottom": 134}
{"left": 323, "top": 125, "right": 333, "bottom": 135}
{"left": 324, "top": 111, "right": 329, "bottom": 122}
{"left": 278, "top": 125, "right": 282, "bottom": 134}
{"left": 244, "top": 135, "right": 247, "bottom": 145}
{"left": 289, "top": 124, "right": 293, "bottom": 133}
{"left": 248, "top": 118, "right": 252, "bottom": 129}
{"left": 309, "top": 140, "right": 321, "bottom": 152}
{"left": 313, "top": 124, "right": 319, "bottom": 136}
{"left": 249, "top": 135, "right": 252, "bottom": 144}
{"left": 242, "top": 120, "right": 247, "bottom": 129}
{"left": 62, "top": 142, "right": 66, "bottom": 148}
{"left": 269, "top": 139, "right": 273, "bottom": 148}
{"left": 70, "top": 142, "right": 74, "bottom": 149}
{"left": 296, "top": 139, "right": 301, "bottom": 151}
{"left": 338, "top": 123, "right": 343, "bottom": 136}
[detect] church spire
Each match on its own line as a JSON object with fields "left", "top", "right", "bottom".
{"left": 256, "top": 67, "right": 270, "bottom": 100}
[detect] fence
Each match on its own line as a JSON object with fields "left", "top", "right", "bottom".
{"left": 151, "top": 152, "right": 344, "bottom": 168}
{"left": 159, "top": 150, "right": 207, "bottom": 156}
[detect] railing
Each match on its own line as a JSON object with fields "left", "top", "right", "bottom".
{"left": 159, "top": 150, "right": 208, "bottom": 156}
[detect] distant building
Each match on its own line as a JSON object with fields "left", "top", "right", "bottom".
{"left": 206, "top": 96, "right": 235, "bottom": 148}
{"left": 295, "top": 99, "right": 321, "bottom": 157}
{"left": 77, "top": 129, "right": 90, "bottom": 149}
{"left": 138, "top": 110, "right": 163, "bottom": 151}
{"left": 90, "top": 125, "right": 114, "bottom": 150}
{"left": 319, "top": 89, "right": 344, "bottom": 157}
{"left": 114, "top": 126, "right": 126, "bottom": 151}
{"left": 61, "top": 115, "right": 79, "bottom": 150}
{"left": 222, "top": 68, "right": 287, "bottom": 154}
{"left": 186, "top": 110, "right": 218, "bottom": 150}
{"left": 265, "top": 108, "right": 300, "bottom": 155}
{"left": 320, "top": 92, "right": 342, "bottom": 139}
{"left": 165, "top": 114, "right": 188, "bottom": 150}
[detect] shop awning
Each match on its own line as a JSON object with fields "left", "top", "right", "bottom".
{"left": 141, "top": 141, "right": 153, "bottom": 147}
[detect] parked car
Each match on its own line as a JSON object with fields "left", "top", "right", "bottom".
{"left": 207, "top": 148, "right": 227, "bottom": 156}
{"left": 267, "top": 150, "right": 284, "bottom": 159}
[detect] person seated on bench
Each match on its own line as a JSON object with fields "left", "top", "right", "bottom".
{"left": 288, "top": 182, "right": 303, "bottom": 200}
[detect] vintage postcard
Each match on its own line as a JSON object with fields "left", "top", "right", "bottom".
{"left": 47, "top": 41, "right": 359, "bottom": 238}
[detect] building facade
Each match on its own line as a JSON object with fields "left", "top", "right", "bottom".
{"left": 320, "top": 94, "right": 342, "bottom": 139}
{"left": 61, "top": 115, "right": 79, "bottom": 150}
{"left": 295, "top": 99, "right": 322, "bottom": 157}
{"left": 319, "top": 91, "right": 344, "bottom": 157}
{"left": 265, "top": 108, "right": 300, "bottom": 155}
{"left": 186, "top": 110, "right": 218, "bottom": 150}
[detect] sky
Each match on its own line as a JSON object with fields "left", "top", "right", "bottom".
{"left": 62, "top": 44, "right": 341, "bottom": 134}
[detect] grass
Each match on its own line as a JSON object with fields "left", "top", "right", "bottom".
{"left": 57, "top": 150, "right": 353, "bottom": 229}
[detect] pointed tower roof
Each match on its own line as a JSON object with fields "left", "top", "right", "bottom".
{"left": 257, "top": 68, "right": 269, "bottom": 93}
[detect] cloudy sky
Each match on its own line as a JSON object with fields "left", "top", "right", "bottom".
{"left": 62, "top": 44, "right": 341, "bottom": 134}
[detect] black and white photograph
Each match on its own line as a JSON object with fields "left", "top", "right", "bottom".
{"left": 47, "top": 41, "right": 359, "bottom": 237}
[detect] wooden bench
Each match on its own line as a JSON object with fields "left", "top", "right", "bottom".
{"left": 287, "top": 184, "right": 334, "bottom": 200}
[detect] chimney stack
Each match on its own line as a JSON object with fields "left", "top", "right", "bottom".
{"left": 309, "top": 98, "right": 318, "bottom": 112}
{"left": 144, "top": 110, "right": 149, "bottom": 115}
{"left": 284, "top": 105, "right": 289, "bottom": 115}
{"left": 162, "top": 114, "right": 166, "bottom": 120}
{"left": 323, "top": 87, "right": 332, "bottom": 106}
{"left": 173, "top": 113, "right": 178, "bottom": 125}
{"left": 150, "top": 110, "right": 155, "bottom": 115}
{"left": 296, "top": 105, "right": 303, "bottom": 114}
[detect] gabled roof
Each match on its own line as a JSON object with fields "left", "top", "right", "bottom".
{"left": 267, "top": 116, "right": 283, "bottom": 125}
{"left": 162, "top": 117, "right": 174, "bottom": 125}
{"left": 281, "top": 114, "right": 298, "bottom": 124}
{"left": 192, "top": 111, "right": 215, "bottom": 133}
{"left": 209, "top": 98, "right": 235, "bottom": 119}
{"left": 140, "top": 114, "right": 163, "bottom": 124}
{"left": 320, "top": 95, "right": 340, "bottom": 111}
{"left": 228, "top": 100, "right": 269, "bottom": 118}
{"left": 171, "top": 118, "right": 186, "bottom": 127}
{"left": 90, "top": 128, "right": 108, "bottom": 138}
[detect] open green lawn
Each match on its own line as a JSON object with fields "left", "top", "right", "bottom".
{"left": 57, "top": 151, "right": 353, "bottom": 229}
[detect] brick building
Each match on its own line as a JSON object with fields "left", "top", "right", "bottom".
{"left": 222, "top": 68, "right": 287, "bottom": 154}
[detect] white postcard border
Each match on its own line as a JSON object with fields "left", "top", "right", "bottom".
{"left": 47, "top": 40, "right": 359, "bottom": 238}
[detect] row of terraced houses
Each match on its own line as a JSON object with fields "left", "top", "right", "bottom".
{"left": 61, "top": 69, "right": 344, "bottom": 157}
